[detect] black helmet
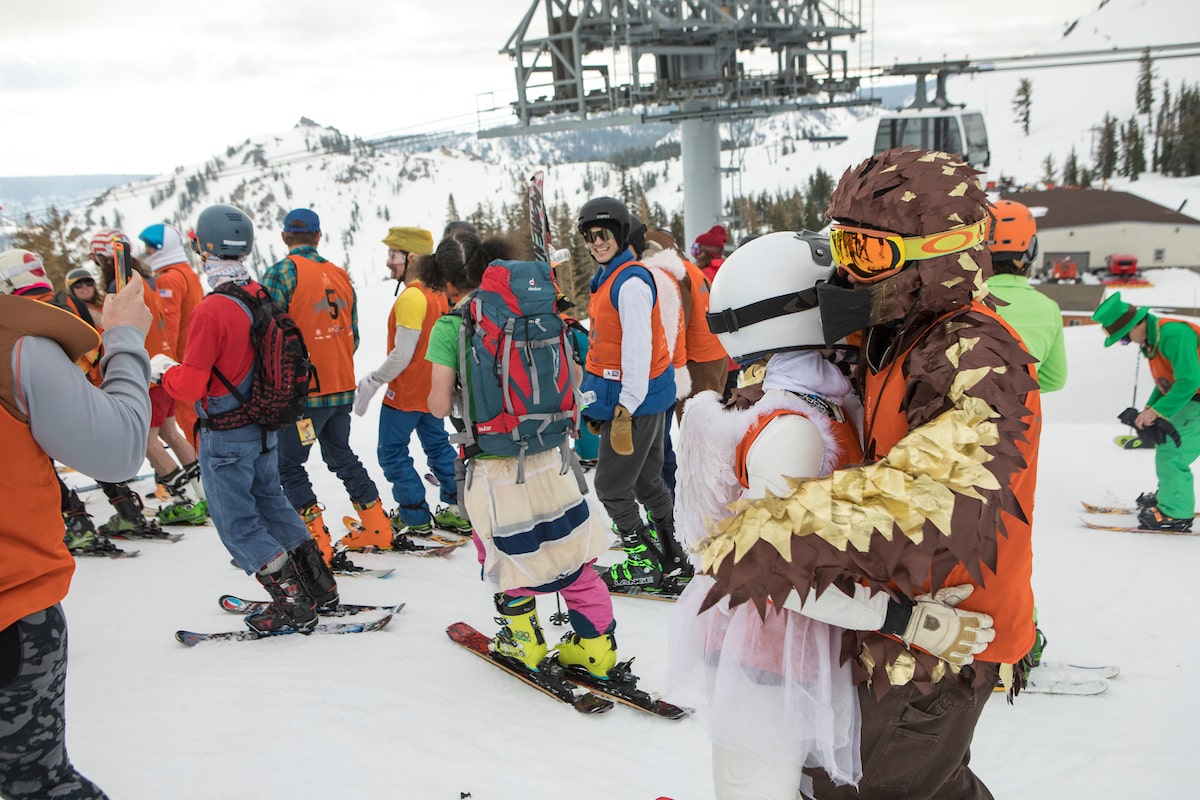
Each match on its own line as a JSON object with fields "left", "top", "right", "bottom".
{"left": 66, "top": 267, "right": 95, "bottom": 288}
{"left": 577, "top": 197, "right": 631, "bottom": 246}
{"left": 195, "top": 204, "right": 254, "bottom": 259}
{"left": 627, "top": 215, "right": 647, "bottom": 257}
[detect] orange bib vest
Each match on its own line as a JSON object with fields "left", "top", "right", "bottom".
{"left": 1147, "top": 318, "right": 1200, "bottom": 398}
{"left": 585, "top": 261, "right": 672, "bottom": 380}
{"left": 288, "top": 255, "right": 357, "bottom": 397}
{"left": 385, "top": 281, "right": 448, "bottom": 413}
{"left": 0, "top": 298, "right": 99, "bottom": 631}
{"left": 734, "top": 406, "right": 864, "bottom": 490}
{"left": 682, "top": 258, "right": 728, "bottom": 363}
{"left": 861, "top": 302, "right": 1039, "bottom": 665}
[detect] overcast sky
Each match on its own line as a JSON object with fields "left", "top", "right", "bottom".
{"left": 0, "top": 0, "right": 1105, "bottom": 177}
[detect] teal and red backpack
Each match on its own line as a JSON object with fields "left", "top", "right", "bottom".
{"left": 454, "top": 259, "right": 582, "bottom": 481}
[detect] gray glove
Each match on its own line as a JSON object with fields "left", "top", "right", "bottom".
{"left": 901, "top": 584, "right": 996, "bottom": 667}
{"left": 354, "top": 373, "right": 385, "bottom": 417}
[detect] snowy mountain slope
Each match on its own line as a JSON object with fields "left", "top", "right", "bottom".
{"left": 42, "top": 0, "right": 1200, "bottom": 287}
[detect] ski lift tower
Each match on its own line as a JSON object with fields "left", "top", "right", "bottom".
{"left": 485, "top": 1, "right": 869, "bottom": 246}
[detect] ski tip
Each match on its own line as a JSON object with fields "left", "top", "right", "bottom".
{"left": 175, "top": 630, "right": 203, "bottom": 647}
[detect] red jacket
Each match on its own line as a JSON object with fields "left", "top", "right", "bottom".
{"left": 161, "top": 282, "right": 257, "bottom": 408}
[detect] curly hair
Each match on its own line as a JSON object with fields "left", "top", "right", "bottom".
{"left": 420, "top": 232, "right": 517, "bottom": 295}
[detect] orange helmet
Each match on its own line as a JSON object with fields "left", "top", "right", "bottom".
{"left": 987, "top": 199, "right": 1038, "bottom": 263}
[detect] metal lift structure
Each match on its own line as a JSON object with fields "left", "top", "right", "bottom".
{"left": 485, "top": 1, "right": 871, "bottom": 245}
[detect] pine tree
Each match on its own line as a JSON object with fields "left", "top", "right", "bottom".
{"left": 1136, "top": 49, "right": 1155, "bottom": 123}
{"left": 9, "top": 207, "right": 87, "bottom": 290}
{"left": 1095, "top": 113, "right": 1119, "bottom": 180}
{"left": 1013, "top": 78, "right": 1033, "bottom": 136}
{"left": 1062, "top": 147, "right": 1080, "bottom": 186}
{"left": 1078, "top": 166, "right": 1094, "bottom": 188}
{"left": 802, "top": 167, "right": 834, "bottom": 230}
{"left": 1041, "top": 154, "right": 1057, "bottom": 185}
{"left": 1120, "top": 116, "right": 1146, "bottom": 180}
{"left": 446, "top": 194, "right": 460, "bottom": 227}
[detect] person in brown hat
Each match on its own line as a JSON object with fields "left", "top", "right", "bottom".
{"left": 348, "top": 226, "right": 468, "bottom": 549}
{"left": 1093, "top": 292, "right": 1200, "bottom": 531}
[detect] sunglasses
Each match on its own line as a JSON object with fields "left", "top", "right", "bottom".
{"left": 582, "top": 227, "right": 615, "bottom": 244}
{"left": 73, "top": 279, "right": 96, "bottom": 287}
{"left": 829, "top": 219, "right": 988, "bottom": 283}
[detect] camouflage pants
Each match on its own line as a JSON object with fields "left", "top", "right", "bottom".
{"left": 0, "top": 605, "right": 108, "bottom": 800}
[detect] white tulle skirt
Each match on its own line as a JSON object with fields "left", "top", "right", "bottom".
{"left": 666, "top": 575, "right": 862, "bottom": 797}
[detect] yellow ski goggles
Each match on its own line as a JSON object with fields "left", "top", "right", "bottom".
{"left": 829, "top": 219, "right": 988, "bottom": 283}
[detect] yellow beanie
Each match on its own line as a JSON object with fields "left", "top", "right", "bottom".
{"left": 382, "top": 226, "right": 434, "bottom": 255}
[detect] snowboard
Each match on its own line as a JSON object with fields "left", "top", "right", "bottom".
{"left": 1115, "top": 434, "right": 1154, "bottom": 449}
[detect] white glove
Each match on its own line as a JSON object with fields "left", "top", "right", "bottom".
{"left": 354, "top": 373, "right": 385, "bottom": 416}
{"left": 149, "top": 353, "right": 180, "bottom": 384}
{"left": 901, "top": 584, "right": 996, "bottom": 667}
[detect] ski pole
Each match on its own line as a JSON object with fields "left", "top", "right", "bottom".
{"left": 549, "top": 593, "right": 569, "bottom": 626}
{"left": 1129, "top": 349, "right": 1142, "bottom": 433}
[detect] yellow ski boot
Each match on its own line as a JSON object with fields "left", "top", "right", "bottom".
{"left": 491, "top": 594, "right": 548, "bottom": 672}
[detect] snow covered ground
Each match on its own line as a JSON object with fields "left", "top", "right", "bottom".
{"left": 56, "top": 270, "right": 1198, "bottom": 799}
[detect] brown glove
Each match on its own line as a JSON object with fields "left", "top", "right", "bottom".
{"left": 610, "top": 405, "right": 634, "bottom": 456}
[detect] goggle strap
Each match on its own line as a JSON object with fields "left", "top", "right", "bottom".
{"left": 899, "top": 220, "right": 988, "bottom": 262}
{"left": 706, "top": 287, "right": 819, "bottom": 335}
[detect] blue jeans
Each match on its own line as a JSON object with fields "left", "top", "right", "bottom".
{"left": 277, "top": 404, "right": 379, "bottom": 510}
{"left": 378, "top": 406, "right": 458, "bottom": 526}
{"left": 199, "top": 421, "right": 311, "bottom": 574}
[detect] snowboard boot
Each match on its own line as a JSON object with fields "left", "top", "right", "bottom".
{"left": 99, "top": 485, "right": 165, "bottom": 538}
{"left": 299, "top": 501, "right": 334, "bottom": 563}
{"left": 1136, "top": 491, "right": 1158, "bottom": 511}
{"left": 1137, "top": 505, "right": 1193, "bottom": 532}
{"left": 648, "top": 510, "right": 693, "bottom": 582}
{"left": 491, "top": 593, "right": 549, "bottom": 671}
{"left": 244, "top": 554, "right": 319, "bottom": 634}
{"left": 554, "top": 631, "right": 618, "bottom": 679}
{"left": 433, "top": 504, "right": 472, "bottom": 534}
{"left": 340, "top": 498, "right": 394, "bottom": 550}
{"left": 290, "top": 538, "right": 340, "bottom": 613}
{"left": 599, "top": 522, "right": 663, "bottom": 590}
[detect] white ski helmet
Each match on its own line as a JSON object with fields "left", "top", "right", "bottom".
{"left": 705, "top": 231, "right": 835, "bottom": 362}
{"left": 0, "top": 249, "right": 51, "bottom": 295}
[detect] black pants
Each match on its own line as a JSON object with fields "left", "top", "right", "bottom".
{"left": 806, "top": 663, "right": 998, "bottom": 800}
{"left": 592, "top": 409, "right": 673, "bottom": 535}
{"left": 0, "top": 605, "right": 108, "bottom": 800}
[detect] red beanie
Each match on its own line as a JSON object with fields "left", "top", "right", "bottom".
{"left": 694, "top": 224, "right": 728, "bottom": 249}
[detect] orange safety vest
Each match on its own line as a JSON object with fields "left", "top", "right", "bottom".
{"left": 384, "top": 281, "right": 448, "bottom": 413}
{"left": 861, "top": 302, "right": 1039, "bottom": 665}
{"left": 682, "top": 258, "right": 728, "bottom": 364}
{"left": 733, "top": 406, "right": 863, "bottom": 490}
{"left": 585, "top": 261, "right": 672, "bottom": 381}
{"left": 155, "top": 261, "right": 204, "bottom": 357}
{"left": 1147, "top": 318, "right": 1200, "bottom": 397}
{"left": 288, "top": 255, "right": 357, "bottom": 397}
{"left": 0, "top": 298, "right": 98, "bottom": 631}
{"left": 143, "top": 282, "right": 175, "bottom": 359}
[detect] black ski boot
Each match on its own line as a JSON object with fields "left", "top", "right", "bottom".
{"left": 245, "top": 555, "right": 319, "bottom": 634}
{"left": 62, "top": 489, "right": 123, "bottom": 555}
{"left": 290, "top": 538, "right": 340, "bottom": 613}
{"left": 1136, "top": 491, "right": 1158, "bottom": 511}
{"left": 98, "top": 483, "right": 166, "bottom": 538}
{"left": 648, "top": 511, "right": 693, "bottom": 582}
{"left": 1137, "top": 505, "right": 1193, "bottom": 532}
{"left": 598, "top": 522, "right": 663, "bottom": 590}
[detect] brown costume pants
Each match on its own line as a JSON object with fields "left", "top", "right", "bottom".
{"left": 806, "top": 662, "right": 998, "bottom": 800}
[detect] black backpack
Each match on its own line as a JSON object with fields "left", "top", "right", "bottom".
{"left": 203, "top": 283, "right": 315, "bottom": 433}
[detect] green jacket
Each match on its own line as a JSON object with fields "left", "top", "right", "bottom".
{"left": 986, "top": 274, "right": 1068, "bottom": 393}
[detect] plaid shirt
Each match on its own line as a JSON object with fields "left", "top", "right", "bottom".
{"left": 262, "top": 246, "right": 359, "bottom": 409}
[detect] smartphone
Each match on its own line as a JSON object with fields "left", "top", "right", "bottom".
{"left": 113, "top": 238, "right": 132, "bottom": 291}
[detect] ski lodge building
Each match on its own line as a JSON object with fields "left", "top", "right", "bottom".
{"left": 1002, "top": 188, "right": 1200, "bottom": 276}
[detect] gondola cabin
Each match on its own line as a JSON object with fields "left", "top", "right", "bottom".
{"left": 873, "top": 108, "right": 990, "bottom": 169}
